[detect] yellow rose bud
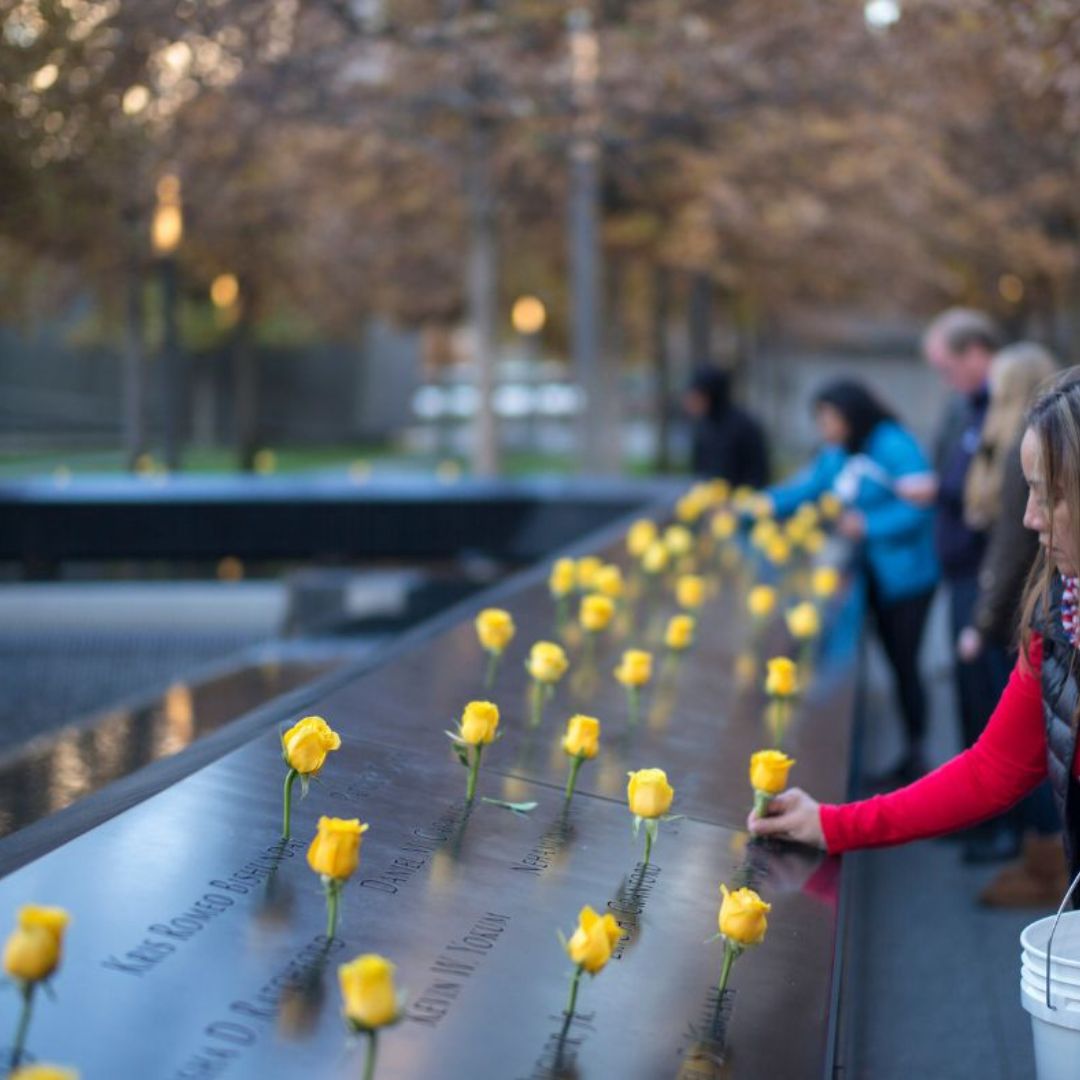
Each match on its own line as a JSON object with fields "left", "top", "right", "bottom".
{"left": 749, "top": 749, "right": 796, "bottom": 795}
{"left": 549, "top": 558, "right": 577, "bottom": 598}
{"left": 626, "top": 767, "right": 674, "bottom": 818}
{"left": 594, "top": 564, "right": 625, "bottom": 600}
{"left": 665, "top": 614, "right": 695, "bottom": 652}
{"left": 676, "top": 574, "right": 706, "bottom": 610}
{"left": 614, "top": 649, "right": 652, "bottom": 688}
{"left": 765, "top": 656, "right": 799, "bottom": 698}
{"left": 562, "top": 714, "right": 600, "bottom": 759}
{"left": 664, "top": 524, "right": 694, "bottom": 557}
{"left": 819, "top": 492, "right": 843, "bottom": 520}
{"left": 785, "top": 602, "right": 821, "bottom": 640}
{"left": 766, "top": 536, "right": 791, "bottom": 565}
{"left": 718, "top": 884, "right": 771, "bottom": 946}
{"left": 747, "top": 585, "right": 777, "bottom": 619}
{"left": 281, "top": 715, "right": 342, "bottom": 777}
{"left": 576, "top": 556, "right": 602, "bottom": 591}
{"left": 748, "top": 494, "right": 773, "bottom": 520}
{"left": 711, "top": 510, "right": 737, "bottom": 541}
{"left": 3, "top": 906, "right": 69, "bottom": 984}
{"left": 460, "top": 700, "right": 500, "bottom": 745}
{"left": 307, "top": 816, "right": 368, "bottom": 880}
{"left": 734, "top": 651, "right": 757, "bottom": 686}
{"left": 339, "top": 953, "right": 400, "bottom": 1029}
{"left": 794, "top": 502, "right": 819, "bottom": 528}
{"left": 527, "top": 641, "right": 569, "bottom": 684}
{"left": 642, "top": 540, "right": 670, "bottom": 575}
{"left": 627, "top": 518, "right": 658, "bottom": 558}
{"left": 580, "top": 594, "right": 616, "bottom": 633}
{"left": 812, "top": 566, "right": 840, "bottom": 599}
{"left": 567, "top": 905, "right": 622, "bottom": 974}
{"left": 803, "top": 529, "right": 826, "bottom": 554}
{"left": 10, "top": 1067, "right": 79, "bottom": 1080}
{"left": 475, "top": 608, "right": 515, "bottom": 653}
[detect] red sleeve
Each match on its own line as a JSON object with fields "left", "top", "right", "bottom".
{"left": 819, "top": 634, "right": 1047, "bottom": 854}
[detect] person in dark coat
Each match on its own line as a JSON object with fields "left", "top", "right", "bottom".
{"left": 683, "top": 367, "right": 770, "bottom": 486}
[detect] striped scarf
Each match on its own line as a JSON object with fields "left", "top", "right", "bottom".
{"left": 1063, "top": 575, "right": 1080, "bottom": 649}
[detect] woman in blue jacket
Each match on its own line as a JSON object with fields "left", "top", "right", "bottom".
{"left": 766, "top": 380, "right": 940, "bottom": 784}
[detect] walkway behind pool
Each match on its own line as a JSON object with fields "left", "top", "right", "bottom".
{"left": 849, "top": 593, "right": 1036, "bottom": 1079}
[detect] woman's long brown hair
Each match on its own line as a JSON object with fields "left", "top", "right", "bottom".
{"left": 1019, "top": 367, "right": 1080, "bottom": 667}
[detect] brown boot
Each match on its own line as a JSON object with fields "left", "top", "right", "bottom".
{"left": 978, "top": 833, "right": 1069, "bottom": 908}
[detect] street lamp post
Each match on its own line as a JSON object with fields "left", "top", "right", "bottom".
{"left": 152, "top": 174, "right": 184, "bottom": 472}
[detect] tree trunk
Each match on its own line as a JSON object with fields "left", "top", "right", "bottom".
{"left": 159, "top": 256, "right": 183, "bottom": 471}
{"left": 123, "top": 230, "right": 147, "bottom": 471}
{"left": 688, "top": 272, "right": 712, "bottom": 366}
{"left": 598, "top": 256, "right": 623, "bottom": 474}
{"left": 652, "top": 264, "right": 672, "bottom": 473}
{"left": 467, "top": 116, "right": 499, "bottom": 477}
{"left": 569, "top": 140, "right": 604, "bottom": 473}
{"left": 233, "top": 288, "right": 259, "bottom": 472}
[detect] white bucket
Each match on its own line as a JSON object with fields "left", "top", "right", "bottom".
{"left": 1020, "top": 910, "right": 1080, "bottom": 1080}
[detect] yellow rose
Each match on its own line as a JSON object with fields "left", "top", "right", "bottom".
{"left": 576, "top": 556, "right": 602, "bottom": 591}
{"left": 785, "top": 517, "right": 810, "bottom": 545}
{"left": 676, "top": 491, "right": 707, "bottom": 523}
{"left": 562, "top": 714, "right": 600, "bottom": 759}
{"left": 642, "top": 539, "right": 670, "bottom": 575}
{"left": 794, "top": 502, "right": 819, "bottom": 528}
{"left": 566, "top": 905, "right": 621, "bottom": 974}
{"left": 282, "top": 715, "right": 342, "bottom": 777}
{"left": 665, "top": 614, "right": 695, "bottom": 652}
{"left": 626, "top": 767, "right": 674, "bottom": 818}
{"left": 549, "top": 558, "right": 577, "bottom": 598}
{"left": 627, "top": 519, "right": 658, "bottom": 558}
{"left": 664, "top": 524, "right": 694, "bottom": 557}
{"left": 3, "top": 906, "right": 69, "bottom": 983}
{"left": 475, "top": 608, "right": 515, "bottom": 653}
{"left": 711, "top": 510, "right": 737, "bottom": 541}
{"left": 307, "top": 817, "right": 369, "bottom": 880}
{"left": 766, "top": 536, "right": 791, "bottom": 565}
{"left": 747, "top": 494, "right": 773, "bottom": 520}
{"left": 732, "top": 485, "right": 755, "bottom": 508}
{"left": 718, "top": 884, "right": 771, "bottom": 946}
{"left": 819, "top": 492, "right": 843, "bottom": 520}
{"left": 764, "top": 656, "right": 799, "bottom": 697}
{"left": 339, "top": 953, "right": 400, "bottom": 1029}
{"left": 614, "top": 649, "right": 652, "bottom": 688}
{"left": 749, "top": 519, "right": 778, "bottom": 550}
{"left": 706, "top": 479, "right": 731, "bottom": 504}
{"left": 812, "top": 566, "right": 840, "bottom": 599}
{"left": 785, "top": 602, "right": 821, "bottom": 640}
{"left": 676, "top": 574, "right": 706, "bottom": 610}
{"left": 747, "top": 585, "right": 776, "bottom": 619}
{"left": 527, "top": 641, "right": 569, "bottom": 684}
{"left": 594, "top": 564, "right": 625, "bottom": 599}
{"left": 460, "top": 700, "right": 500, "bottom": 745}
{"left": 749, "top": 749, "right": 796, "bottom": 795}
{"left": 580, "top": 594, "right": 615, "bottom": 633}
{"left": 803, "top": 529, "right": 826, "bottom": 555}
{"left": 10, "top": 1067, "right": 79, "bottom": 1080}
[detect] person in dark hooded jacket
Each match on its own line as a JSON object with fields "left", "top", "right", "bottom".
{"left": 683, "top": 367, "right": 770, "bottom": 486}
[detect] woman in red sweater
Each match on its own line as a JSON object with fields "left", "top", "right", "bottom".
{"left": 749, "top": 370, "right": 1080, "bottom": 897}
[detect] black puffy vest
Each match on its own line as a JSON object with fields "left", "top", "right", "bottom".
{"left": 1036, "top": 578, "right": 1080, "bottom": 900}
